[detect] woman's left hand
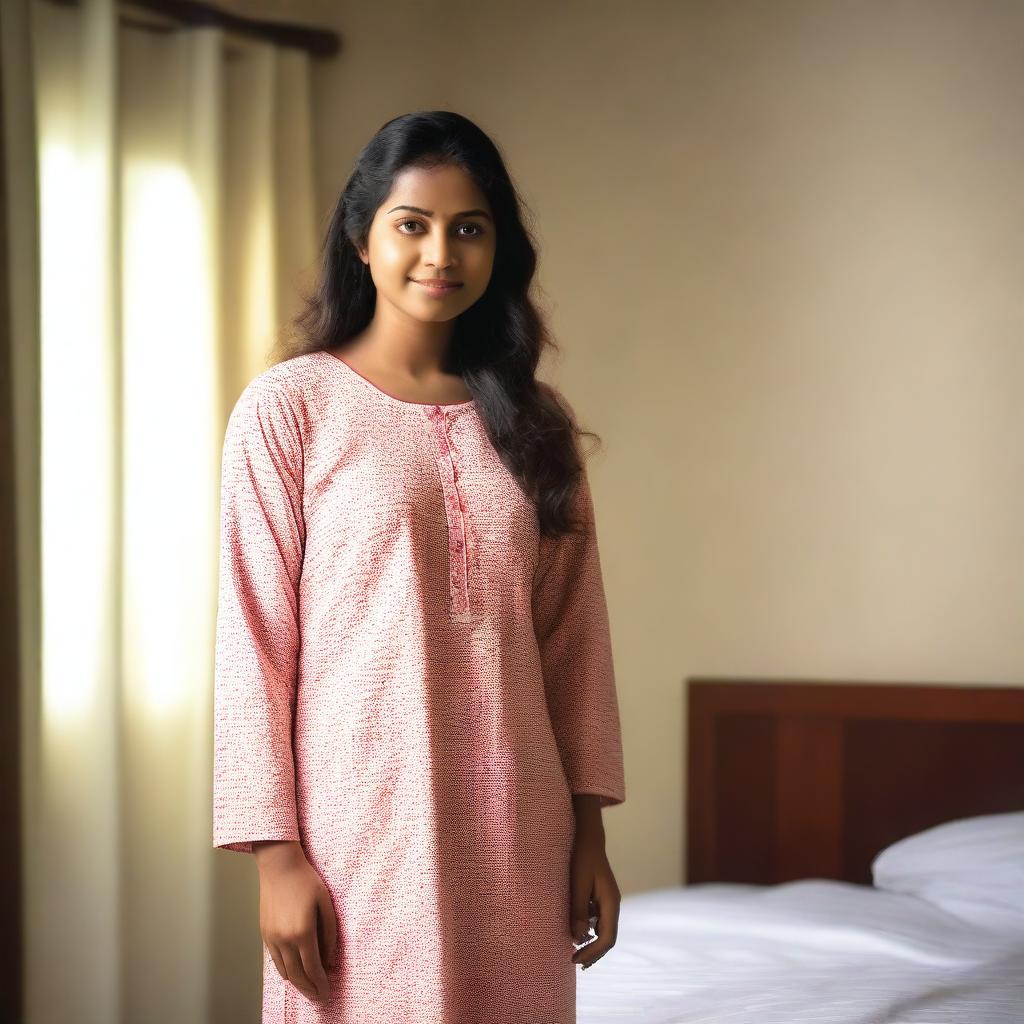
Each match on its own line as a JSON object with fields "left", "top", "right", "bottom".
{"left": 569, "top": 820, "right": 621, "bottom": 969}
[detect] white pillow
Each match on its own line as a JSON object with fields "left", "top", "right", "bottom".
{"left": 871, "top": 811, "right": 1024, "bottom": 935}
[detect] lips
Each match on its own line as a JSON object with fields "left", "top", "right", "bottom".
{"left": 411, "top": 278, "right": 464, "bottom": 297}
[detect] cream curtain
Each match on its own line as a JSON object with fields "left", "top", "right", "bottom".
{"left": 3, "top": 0, "right": 319, "bottom": 1020}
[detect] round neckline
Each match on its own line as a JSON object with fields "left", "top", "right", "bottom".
{"left": 319, "top": 349, "right": 476, "bottom": 410}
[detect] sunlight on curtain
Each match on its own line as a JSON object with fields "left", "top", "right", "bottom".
{"left": 122, "top": 163, "right": 214, "bottom": 711}
{"left": 222, "top": 40, "right": 284, "bottom": 384}
{"left": 38, "top": 136, "right": 115, "bottom": 723}
{"left": 28, "top": 0, "right": 318, "bottom": 1016}
{"left": 119, "top": 23, "right": 225, "bottom": 1024}
{"left": 32, "top": 1, "right": 122, "bottom": 1021}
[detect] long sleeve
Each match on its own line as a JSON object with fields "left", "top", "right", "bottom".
{"left": 531, "top": 461, "right": 626, "bottom": 809}
{"left": 212, "top": 377, "right": 306, "bottom": 854}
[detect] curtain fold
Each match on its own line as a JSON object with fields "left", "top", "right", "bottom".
{"left": 5, "top": 1, "right": 319, "bottom": 1020}
{"left": 0, "top": 1, "right": 41, "bottom": 1021}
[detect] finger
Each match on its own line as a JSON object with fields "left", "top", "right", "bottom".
{"left": 298, "top": 931, "right": 331, "bottom": 1001}
{"left": 570, "top": 873, "right": 594, "bottom": 945}
{"left": 573, "top": 925, "right": 611, "bottom": 967}
{"left": 572, "top": 931, "right": 602, "bottom": 965}
{"left": 596, "top": 884, "right": 620, "bottom": 943}
{"left": 573, "top": 889, "right": 620, "bottom": 968}
{"left": 571, "top": 902, "right": 603, "bottom": 965}
{"left": 281, "top": 942, "right": 320, "bottom": 1000}
{"left": 319, "top": 890, "right": 339, "bottom": 968}
{"left": 266, "top": 941, "right": 287, "bottom": 982}
{"left": 580, "top": 896, "right": 600, "bottom": 943}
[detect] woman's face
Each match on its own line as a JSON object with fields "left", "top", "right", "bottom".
{"left": 357, "top": 162, "right": 496, "bottom": 324}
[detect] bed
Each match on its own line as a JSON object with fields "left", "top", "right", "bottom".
{"left": 577, "top": 679, "right": 1024, "bottom": 1024}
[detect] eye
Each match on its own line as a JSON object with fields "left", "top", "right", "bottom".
{"left": 395, "top": 220, "right": 486, "bottom": 237}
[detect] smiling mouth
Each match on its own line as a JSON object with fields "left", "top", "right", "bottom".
{"left": 411, "top": 279, "right": 463, "bottom": 288}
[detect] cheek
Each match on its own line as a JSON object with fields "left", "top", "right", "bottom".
{"left": 461, "top": 239, "right": 493, "bottom": 269}
{"left": 374, "top": 236, "right": 412, "bottom": 270}
{"left": 368, "top": 250, "right": 418, "bottom": 292}
{"left": 470, "top": 248, "right": 496, "bottom": 285}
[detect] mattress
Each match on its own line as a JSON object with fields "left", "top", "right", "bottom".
{"left": 577, "top": 878, "right": 1024, "bottom": 1023}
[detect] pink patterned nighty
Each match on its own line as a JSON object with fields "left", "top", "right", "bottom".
{"left": 212, "top": 349, "right": 626, "bottom": 1023}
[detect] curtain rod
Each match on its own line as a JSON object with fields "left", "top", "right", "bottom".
{"left": 47, "top": 0, "right": 342, "bottom": 57}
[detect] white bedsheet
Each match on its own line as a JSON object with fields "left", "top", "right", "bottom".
{"left": 577, "top": 879, "right": 1024, "bottom": 1024}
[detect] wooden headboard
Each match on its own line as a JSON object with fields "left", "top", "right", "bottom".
{"left": 686, "top": 679, "right": 1024, "bottom": 886}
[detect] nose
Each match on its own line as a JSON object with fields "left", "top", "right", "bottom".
{"left": 424, "top": 226, "right": 455, "bottom": 270}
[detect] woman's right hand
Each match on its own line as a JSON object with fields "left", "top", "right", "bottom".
{"left": 253, "top": 841, "right": 338, "bottom": 1002}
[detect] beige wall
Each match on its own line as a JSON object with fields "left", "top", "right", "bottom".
{"left": 296, "top": 0, "right": 1024, "bottom": 893}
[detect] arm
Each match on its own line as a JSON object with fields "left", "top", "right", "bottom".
{"left": 532, "top": 460, "right": 626, "bottom": 813}
{"left": 212, "top": 377, "right": 306, "bottom": 854}
{"left": 571, "top": 794, "right": 607, "bottom": 839}
{"left": 532, "top": 454, "right": 626, "bottom": 967}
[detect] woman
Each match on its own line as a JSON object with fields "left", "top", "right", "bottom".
{"left": 213, "top": 109, "right": 626, "bottom": 1023}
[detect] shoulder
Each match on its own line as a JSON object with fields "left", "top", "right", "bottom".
{"left": 235, "top": 352, "right": 323, "bottom": 408}
{"left": 228, "top": 352, "right": 327, "bottom": 434}
{"left": 224, "top": 355, "right": 327, "bottom": 463}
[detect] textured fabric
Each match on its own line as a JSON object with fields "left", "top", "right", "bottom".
{"left": 578, "top": 880, "right": 1024, "bottom": 1024}
{"left": 212, "top": 349, "right": 626, "bottom": 1023}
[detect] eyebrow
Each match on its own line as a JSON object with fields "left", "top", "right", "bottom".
{"left": 386, "top": 204, "right": 493, "bottom": 222}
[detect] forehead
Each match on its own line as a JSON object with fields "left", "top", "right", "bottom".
{"left": 382, "top": 163, "right": 490, "bottom": 214}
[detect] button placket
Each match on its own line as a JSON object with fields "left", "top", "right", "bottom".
{"left": 426, "top": 405, "right": 474, "bottom": 621}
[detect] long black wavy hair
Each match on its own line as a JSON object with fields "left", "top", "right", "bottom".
{"left": 270, "top": 110, "right": 600, "bottom": 539}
